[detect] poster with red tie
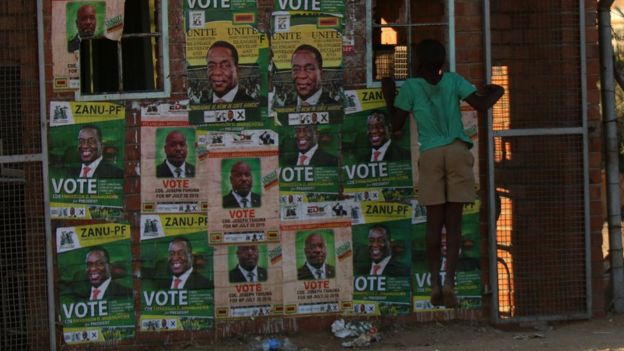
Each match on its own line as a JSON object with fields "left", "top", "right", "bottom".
{"left": 139, "top": 214, "right": 214, "bottom": 331}
{"left": 48, "top": 101, "right": 125, "bottom": 221}
{"left": 55, "top": 223, "right": 134, "bottom": 344}
{"left": 139, "top": 102, "right": 208, "bottom": 214}
{"left": 281, "top": 219, "right": 353, "bottom": 316}
{"left": 196, "top": 129, "right": 279, "bottom": 244}
{"left": 350, "top": 216, "right": 412, "bottom": 316}
{"left": 212, "top": 242, "right": 283, "bottom": 318}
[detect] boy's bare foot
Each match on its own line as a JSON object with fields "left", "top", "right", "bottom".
{"left": 443, "top": 284, "right": 458, "bottom": 308}
{"left": 430, "top": 285, "right": 443, "bottom": 306}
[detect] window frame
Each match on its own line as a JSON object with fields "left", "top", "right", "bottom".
{"left": 74, "top": 0, "right": 171, "bottom": 101}
{"left": 365, "top": 0, "right": 456, "bottom": 88}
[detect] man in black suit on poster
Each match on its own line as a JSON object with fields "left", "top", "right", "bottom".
{"left": 72, "top": 125, "right": 123, "bottom": 178}
{"left": 162, "top": 237, "right": 212, "bottom": 290}
{"left": 229, "top": 245, "right": 268, "bottom": 283}
{"left": 360, "top": 225, "right": 409, "bottom": 277}
{"left": 284, "top": 124, "right": 338, "bottom": 167}
{"left": 222, "top": 161, "right": 261, "bottom": 208}
{"left": 68, "top": 4, "right": 97, "bottom": 52}
{"left": 290, "top": 45, "right": 337, "bottom": 107}
{"left": 297, "top": 233, "right": 336, "bottom": 280}
{"left": 206, "top": 41, "right": 254, "bottom": 103}
{"left": 83, "top": 247, "right": 131, "bottom": 300}
{"left": 156, "top": 130, "right": 195, "bottom": 178}
{"left": 362, "top": 111, "right": 409, "bottom": 163}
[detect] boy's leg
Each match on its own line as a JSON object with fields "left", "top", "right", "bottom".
{"left": 426, "top": 204, "right": 445, "bottom": 305}
{"left": 442, "top": 202, "right": 464, "bottom": 308}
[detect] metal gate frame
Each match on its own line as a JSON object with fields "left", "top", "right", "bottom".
{"left": 483, "top": 0, "right": 592, "bottom": 323}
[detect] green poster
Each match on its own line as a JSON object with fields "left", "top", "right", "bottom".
{"left": 56, "top": 223, "right": 134, "bottom": 345}
{"left": 185, "top": 0, "right": 268, "bottom": 126}
{"left": 351, "top": 218, "right": 412, "bottom": 316}
{"left": 273, "top": 0, "right": 345, "bottom": 15}
{"left": 412, "top": 200, "right": 482, "bottom": 311}
{"left": 140, "top": 214, "right": 214, "bottom": 331}
{"left": 49, "top": 101, "right": 125, "bottom": 221}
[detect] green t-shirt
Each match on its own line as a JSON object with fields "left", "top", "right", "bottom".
{"left": 394, "top": 72, "right": 476, "bottom": 152}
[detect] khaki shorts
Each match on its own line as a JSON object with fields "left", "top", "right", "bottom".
{"left": 418, "top": 139, "right": 476, "bottom": 206}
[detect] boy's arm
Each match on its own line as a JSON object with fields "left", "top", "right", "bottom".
{"left": 464, "top": 84, "right": 504, "bottom": 112}
{"left": 381, "top": 77, "right": 410, "bottom": 134}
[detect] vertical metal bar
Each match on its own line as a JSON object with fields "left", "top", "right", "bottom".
{"left": 365, "top": 0, "right": 373, "bottom": 84}
{"left": 483, "top": 0, "right": 501, "bottom": 323}
{"left": 448, "top": 0, "right": 456, "bottom": 71}
{"left": 38, "top": 0, "right": 56, "bottom": 348}
{"left": 579, "top": 0, "right": 592, "bottom": 319}
{"left": 118, "top": 40, "right": 124, "bottom": 91}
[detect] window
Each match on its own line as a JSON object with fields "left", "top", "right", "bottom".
{"left": 366, "top": 0, "right": 454, "bottom": 87}
{"left": 76, "top": 0, "right": 170, "bottom": 101}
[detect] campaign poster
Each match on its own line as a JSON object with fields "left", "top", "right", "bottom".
{"left": 270, "top": 14, "right": 343, "bottom": 124}
{"left": 139, "top": 213, "right": 214, "bottom": 331}
{"left": 213, "top": 243, "right": 283, "bottom": 318}
{"left": 351, "top": 217, "right": 412, "bottom": 316}
{"left": 185, "top": 0, "right": 268, "bottom": 126}
{"left": 342, "top": 89, "right": 414, "bottom": 206}
{"left": 51, "top": 0, "right": 125, "bottom": 90}
{"left": 56, "top": 223, "right": 133, "bottom": 344}
{"left": 48, "top": 101, "right": 125, "bottom": 221}
{"left": 281, "top": 220, "right": 353, "bottom": 316}
{"left": 273, "top": 0, "right": 345, "bottom": 15}
{"left": 197, "top": 130, "right": 280, "bottom": 244}
{"left": 412, "top": 200, "right": 482, "bottom": 311}
{"left": 277, "top": 120, "right": 342, "bottom": 221}
{"left": 140, "top": 105, "right": 208, "bottom": 214}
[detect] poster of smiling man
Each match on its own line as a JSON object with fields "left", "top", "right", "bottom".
{"left": 184, "top": 0, "right": 268, "bottom": 126}
{"left": 48, "top": 101, "right": 125, "bottom": 221}
{"left": 56, "top": 223, "right": 134, "bottom": 344}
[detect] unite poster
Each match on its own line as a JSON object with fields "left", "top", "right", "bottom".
{"left": 185, "top": 0, "right": 268, "bottom": 126}
{"left": 48, "top": 101, "right": 125, "bottom": 221}
{"left": 56, "top": 223, "right": 134, "bottom": 344}
{"left": 139, "top": 214, "right": 214, "bottom": 331}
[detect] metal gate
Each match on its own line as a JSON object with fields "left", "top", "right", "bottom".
{"left": 486, "top": 0, "right": 591, "bottom": 322}
{"left": 0, "top": 1, "right": 53, "bottom": 350}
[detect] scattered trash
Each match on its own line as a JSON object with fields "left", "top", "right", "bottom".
{"left": 331, "top": 319, "right": 381, "bottom": 348}
{"left": 247, "top": 336, "right": 297, "bottom": 351}
{"left": 513, "top": 334, "right": 528, "bottom": 340}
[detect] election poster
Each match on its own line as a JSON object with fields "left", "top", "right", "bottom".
{"left": 350, "top": 212, "right": 413, "bottom": 316}
{"left": 140, "top": 102, "right": 208, "bottom": 214}
{"left": 273, "top": 0, "right": 345, "bottom": 15}
{"left": 48, "top": 101, "right": 125, "bottom": 221}
{"left": 270, "top": 13, "right": 343, "bottom": 124}
{"left": 281, "top": 220, "right": 353, "bottom": 316}
{"left": 213, "top": 242, "right": 283, "bottom": 319}
{"left": 342, "top": 89, "right": 414, "bottom": 207}
{"left": 185, "top": 0, "right": 269, "bottom": 126}
{"left": 139, "top": 213, "right": 214, "bottom": 331}
{"left": 56, "top": 223, "right": 134, "bottom": 344}
{"left": 196, "top": 129, "right": 280, "bottom": 244}
{"left": 412, "top": 200, "right": 482, "bottom": 311}
{"left": 51, "top": 0, "right": 125, "bottom": 90}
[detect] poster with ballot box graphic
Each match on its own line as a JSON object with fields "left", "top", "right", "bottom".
{"left": 48, "top": 101, "right": 125, "bottom": 221}
{"left": 139, "top": 214, "right": 214, "bottom": 331}
{"left": 281, "top": 220, "right": 353, "bottom": 316}
{"left": 195, "top": 129, "right": 280, "bottom": 244}
{"left": 342, "top": 88, "right": 415, "bottom": 212}
{"left": 349, "top": 202, "right": 413, "bottom": 316}
{"left": 213, "top": 242, "right": 283, "bottom": 319}
{"left": 185, "top": 0, "right": 269, "bottom": 126}
{"left": 55, "top": 223, "right": 134, "bottom": 344}
{"left": 140, "top": 103, "right": 209, "bottom": 214}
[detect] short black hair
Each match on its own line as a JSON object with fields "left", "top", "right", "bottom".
{"left": 416, "top": 39, "right": 446, "bottom": 71}
{"left": 292, "top": 44, "right": 323, "bottom": 69}
{"left": 86, "top": 246, "right": 110, "bottom": 263}
{"left": 79, "top": 124, "right": 103, "bottom": 141}
{"left": 208, "top": 40, "right": 239, "bottom": 66}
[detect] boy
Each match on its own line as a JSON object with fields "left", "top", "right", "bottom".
{"left": 385, "top": 39, "right": 503, "bottom": 308}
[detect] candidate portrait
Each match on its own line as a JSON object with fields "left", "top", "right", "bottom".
{"left": 361, "top": 111, "right": 409, "bottom": 163}
{"left": 206, "top": 41, "right": 254, "bottom": 103}
{"left": 156, "top": 129, "right": 195, "bottom": 178}
{"left": 281, "top": 124, "right": 338, "bottom": 167}
{"left": 70, "top": 125, "right": 124, "bottom": 178}
{"left": 67, "top": 3, "right": 98, "bottom": 52}
{"left": 297, "top": 231, "right": 336, "bottom": 280}
{"left": 160, "top": 237, "right": 213, "bottom": 290}
{"left": 83, "top": 247, "right": 131, "bottom": 300}
{"left": 228, "top": 245, "right": 268, "bottom": 283}
{"left": 358, "top": 225, "right": 409, "bottom": 277}
{"left": 222, "top": 160, "right": 261, "bottom": 208}
{"left": 290, "top": 45, "right": 337, "bottom": 107}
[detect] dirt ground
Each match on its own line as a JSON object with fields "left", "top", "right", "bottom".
{"left": 190, "top": 312, "right": 624, "bottom": 351}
